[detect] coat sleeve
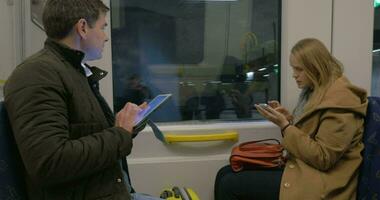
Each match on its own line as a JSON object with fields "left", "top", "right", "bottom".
{"left": 4, "top": 62, "right": 133, "bottom": 186}
{"left": 282, "top": 109, "right": 363, "bottom": 171}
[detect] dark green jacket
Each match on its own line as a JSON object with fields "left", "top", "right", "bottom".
{"left": 4, "top": 39, "right": 133, "bottom": 200}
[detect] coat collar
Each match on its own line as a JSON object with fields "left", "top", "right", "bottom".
{"left": 84, "top": 64, "right": 108, "bottom": 83}
{"left": 44, "top": 38, "right": 108, "bottom": 82}
{"left": 45, "top": 38, "right": 84, "bottom": 70}
{"left": 294, "top": 76, "right": 368, "bottom": 125}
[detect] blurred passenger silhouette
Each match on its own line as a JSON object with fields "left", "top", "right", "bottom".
{"left": 126, "top": 74, "right": 152, "bottom": 105}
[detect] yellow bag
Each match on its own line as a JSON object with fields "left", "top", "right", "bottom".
{"left": 160, "top": 186, "right": 200, "bottom": 200}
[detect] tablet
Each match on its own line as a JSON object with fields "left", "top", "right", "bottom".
{"left": 134, "top": 94, "right": 172, "bottom": 128}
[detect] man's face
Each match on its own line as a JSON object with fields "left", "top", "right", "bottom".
{"left": 290, "top": 54, "right": 312, "bottom": 89}
{"left": 82, "top": 13, "right": 109, "bottom": 61}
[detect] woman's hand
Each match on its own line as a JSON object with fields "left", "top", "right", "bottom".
{"left": 268, "top": 100, "right": 294, "bottom": 123}
{"left": 255, "top": 103, "right": 289, "bottom": 129}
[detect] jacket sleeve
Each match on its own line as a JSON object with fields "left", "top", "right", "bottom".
{"left": 282, "top": 109, "right": 363, "bottom": 171}
{"left": 4, "top": 62, "right": 133, "bottom": 186}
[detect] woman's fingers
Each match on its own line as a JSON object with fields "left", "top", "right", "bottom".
{"left": 255, "top": 104, "right": 277, "bottom": 120}
{"left": 268, "top": 100, "right": 280, "bottom": 108}
{"left": 255, "top": 104, "right": 288, "bottom": 127}
{"left": 275, "top": 107, "right": 288, "bottom": 113}
{"left": 274, "top": 107, "right": 294, "bottom": 122}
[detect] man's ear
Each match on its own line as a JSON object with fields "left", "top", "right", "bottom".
{"left": 75, "top": 18, "right": 88, "bottom": 39}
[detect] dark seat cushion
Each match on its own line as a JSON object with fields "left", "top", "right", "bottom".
{"left": 357, "top": 96, "right": 380, "bottom": 199}
{"left": 0, "top": 102, "right": 27, "bottom": 199}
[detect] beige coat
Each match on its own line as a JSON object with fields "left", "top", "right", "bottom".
{"left": 280, "top": 76, "right": 368, "bottom": 200}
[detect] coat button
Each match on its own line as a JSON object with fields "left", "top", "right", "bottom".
{"left": 289, "top": 164, "right": 295, "bottom": 169}
{"left": 284, "top": 182, "right": 290, "bottom": 188}
{"left": 116, "top": 178, "right": 122, "bottom": 183}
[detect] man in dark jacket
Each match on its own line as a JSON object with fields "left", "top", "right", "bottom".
{"left": 4, "top": 0, "right": 162, "bottom": 199}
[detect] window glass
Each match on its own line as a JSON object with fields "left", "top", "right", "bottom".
{"left": 372, "top": 3, "right": 380, "bottom": 95}
{"left": 111, "top": 0, "right": 281, "bottom": 123}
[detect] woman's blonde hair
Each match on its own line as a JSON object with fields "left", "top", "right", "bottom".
{"left": 291, "top": 38, "right": 343, "bottom": 111}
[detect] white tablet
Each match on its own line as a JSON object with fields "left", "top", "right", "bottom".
{"left": 134, "top": 94, "right": 172, "bottom": 128}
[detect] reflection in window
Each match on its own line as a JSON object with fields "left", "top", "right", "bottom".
{"left": 111, "top": 0, "right": 281, "bottom": 123}
{"left": 372, "top": 2, "right": 380, "bottom": 95}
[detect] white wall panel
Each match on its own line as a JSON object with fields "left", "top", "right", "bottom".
{"left": 332, "top": 0, "right": 374, "bottom": 94}
{"left": 0, "top": 1, "right": 16, "bottom": 80}
{"left": 23, "top": 0, "right": 45, "bottom": 58}
{"left": 0, "top": 0, "right": 23, "bottom": 100}
{"left": 129, "top": 121, "right": 280, "bottom": 200}
{"left": 281, "top": 0, "right": 332, "bottom": 111}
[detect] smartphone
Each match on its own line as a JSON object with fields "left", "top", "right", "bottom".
{"left": 257, "top": 103, "right": 269, "bottom": 108}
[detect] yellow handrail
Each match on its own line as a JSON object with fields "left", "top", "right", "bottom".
{"left": 0, "top": 79, "right": 6, "bottom": 85}
{"left": 164, "top": 131, "right": 238, "bottom": 143}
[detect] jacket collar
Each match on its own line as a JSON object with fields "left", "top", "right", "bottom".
{"left": 84, "top": 63, "right": 108, "bottom": 83}
{"left": 294, "top": 76, "right": 368, "bottom": 125}
{"left": 45, "top": 38, "right": 85, "bottom": 70}
{"left": 44, "top": 38, "right": 108, "bottom": 82}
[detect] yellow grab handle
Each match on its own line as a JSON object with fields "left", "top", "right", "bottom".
{"left": 0, "top": 79, "right": 6, "bottom": 84}
{"left": 164, "top": 131, "right": 238, "bottom": 143}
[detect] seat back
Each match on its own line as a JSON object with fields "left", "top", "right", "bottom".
{"left": 357, "top": 96, "right": 380, "bottom": 199}
{"left": 0, "top": 101, "right": 28, "bottom": 199}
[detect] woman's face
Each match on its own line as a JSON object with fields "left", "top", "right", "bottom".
{"left": 290, "top": 54, "right": 312, "bottom": 89}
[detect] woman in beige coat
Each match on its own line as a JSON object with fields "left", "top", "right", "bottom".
{"left": 214, "top": 38, "right": 368, "bottom": 200}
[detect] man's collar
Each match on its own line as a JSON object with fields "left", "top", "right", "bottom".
{"left": 45, "top": 38, "right": 85, "bottom": 71}
{"left": 45, "top": 38, "right": 108, "bottom": 82}
{"left": 83, "top": 63, "right": 108, "bottom": 83}
{"left": 81, "top": 63, "right": 93, "bottom": 77}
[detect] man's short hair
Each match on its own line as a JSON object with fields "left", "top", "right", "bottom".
{"left": 42, "top": 0, "right": 109, "bottom": 40}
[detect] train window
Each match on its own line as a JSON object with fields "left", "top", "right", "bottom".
{"left": 372, "top": 3, "right": 380, "bottom": 95}
{"left": 111, "top": 0, "right": 281, "bottom": 123}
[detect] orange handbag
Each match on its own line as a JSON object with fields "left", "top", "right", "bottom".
{"left": 230, "top": 139, "right": 286, "bottom": 172}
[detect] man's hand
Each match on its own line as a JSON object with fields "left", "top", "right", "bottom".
{"left": 131, "top": 102, "right": 148, "bottom": 137}
{"left": 115, "top": 102, "right": 142, "bottom": 133}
